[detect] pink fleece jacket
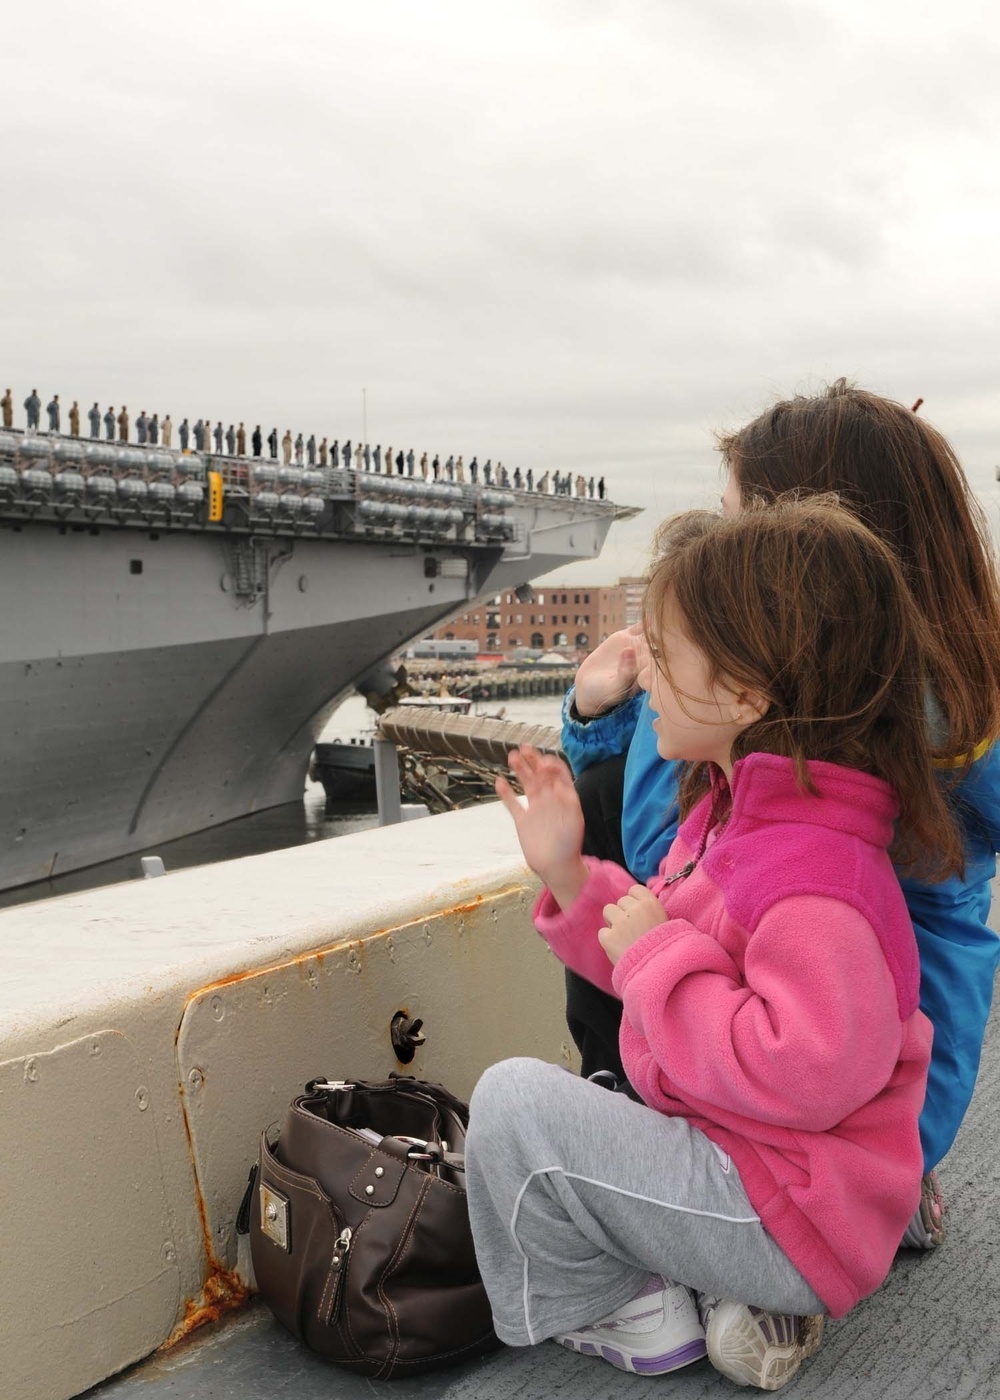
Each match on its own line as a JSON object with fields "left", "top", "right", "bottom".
{"left": 534, "top": 751, "right": 933, "bottom": 1319}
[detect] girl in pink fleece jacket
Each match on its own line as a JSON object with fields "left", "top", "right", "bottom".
{"left": 466, "top": 499, "right": 962, "bottom": 1391}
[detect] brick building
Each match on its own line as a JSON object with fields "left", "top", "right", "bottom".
{"left": 619, "top": 575, "right": 645, "bottom": 628}
{"left": 427, "top": 582, "right": 628, "bottom": 655}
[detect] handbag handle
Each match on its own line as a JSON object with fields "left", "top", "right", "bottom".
{"left": 305, "top": 1074, "right": 471, "bottom": 1128}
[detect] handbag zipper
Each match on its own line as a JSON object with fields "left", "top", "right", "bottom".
{"left": 324, "top": 1227, "right": 353, "bottom": 1324}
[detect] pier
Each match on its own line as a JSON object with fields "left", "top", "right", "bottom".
{"left": 2, "top": 810, "right": 997, "bottom": 1400}
{"left": 402, "top": 660, "right": 577, "bottom": 702}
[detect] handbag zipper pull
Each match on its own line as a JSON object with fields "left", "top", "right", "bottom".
{"left": 324, "top": 1227, "right": 353, "bottom": 1324}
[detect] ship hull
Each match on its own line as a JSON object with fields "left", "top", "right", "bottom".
{"left": 1, "top": 502, "right": 612, "bottom": 890}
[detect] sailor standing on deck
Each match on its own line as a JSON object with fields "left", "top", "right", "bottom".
{"left": 252, "top": 425, "right": 262, "bottom": 457}
{"left": 179, "top": 417, "right": 190, "bottom": 450}
{"left": 193, "top": 418, "right": 205, "bottom": 451}
{"left": 1, "top": 388, "right": 12, "bottom": 428}
{"left": 237, "top": 423, "right": 246, "bottom": 455}
{"left": 68, "top": 400, "right": 80, "bottom": 436}
{"left": 214, "top": 421, "right": 224, "bottom": 454}
{"left": 117, "top": 405, "right": 129, "bottom": 442}
{"left": 307, "top": 434, "right": 316, "bottom": 465}
{"left": 162, "top": 414, "right": 173, "bottom": 448}
{"left": 282, "top": 429, "right": 293, "bottom": 465}
{"left": 373, "top": 443, "right": 381, "bottom": 472}
{"left": 406, "top": 447, "right": 414, "bottom": 476}
{"left": 104, "top": 406, "right": 116, "bottom": 441}
{"left": 149, "top": 413, "right": 159, "bottom": 444}
{"left": 363, "top": 442, "right": 371, "bottom": 471}
{"left": 420, "top": 451, "right": 428, "bottom": 479}
{"left": 343, "top": 439, "right": 352, "bottom": 467}
{"left": 226, "top": 424, "right": 236, "bottom": 455}
{"left": 456, "top": 454, "right": 464, "bottom": 482}
{"left": 268, "top": 427, "right": 278, "bottom": 459}
{"left": 355, "top": 441, "right": 364, "bottom": 472}
{"left": 319, "top": 436, "right": 328, "bottom": 466}
{"left": 88, "top": 402, "right": 100, "bottom": 437}
{"left": 136, "top": 411, "right": 148, "bottom": 445}
{"left": 24, "top": 389, "right": 41, "bottom": 430}
{"left": 295, "top": 432, "right": 304, "bottom": 464}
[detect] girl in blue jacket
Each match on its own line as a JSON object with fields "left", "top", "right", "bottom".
{"left": 563, "top": 379, "right": 1000, "bottom": 1245}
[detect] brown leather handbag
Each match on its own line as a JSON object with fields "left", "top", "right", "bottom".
{"left": 237, "top": 1075, "right": 500, "bottom": 1379}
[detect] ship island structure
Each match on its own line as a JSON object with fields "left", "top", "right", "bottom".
{"left": 0, "top": 426, "right": 634, "bottom": 893}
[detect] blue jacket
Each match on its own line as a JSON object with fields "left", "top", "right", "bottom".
{"left": 562, "top": 687, "right": 1000, "bottom": 1172}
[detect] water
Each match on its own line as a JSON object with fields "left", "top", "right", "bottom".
{"left": 0, "top": 692, "right": 564, "bottom": 910}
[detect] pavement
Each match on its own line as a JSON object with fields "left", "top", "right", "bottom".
{"left": 88, "top": 1009, "right": 1000, "bottom": 1400}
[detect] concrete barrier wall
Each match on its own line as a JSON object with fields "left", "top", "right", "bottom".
{"left": 0, "top": 804, "right": 570, "bottom": 1400}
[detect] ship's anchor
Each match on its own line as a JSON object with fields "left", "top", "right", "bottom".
{"left": 390, "top": 1011, "right": 426, "bottom": 1064}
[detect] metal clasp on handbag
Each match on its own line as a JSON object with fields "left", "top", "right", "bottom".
{"left": 397, "top": 1135, "right": 442, "bottom": 1162}
{"left": 306, "top": 1079, "right": 356, "bottom": 1092}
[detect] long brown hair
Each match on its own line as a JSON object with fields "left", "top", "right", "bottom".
{"left": 643, "top": 498, "right": 964, "bottom": 879}
{"left": 717, "top": 379, "right": 1000, "bottom": 762}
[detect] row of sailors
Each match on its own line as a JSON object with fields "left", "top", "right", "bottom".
{"left": 1, "top": 428, "right": 609, "bottom": 508}
{"left": 8, "top": 392, "right": 177, "bottom": 445}
{"left": 5, "top": 392, "right": 607, "bottom": 499}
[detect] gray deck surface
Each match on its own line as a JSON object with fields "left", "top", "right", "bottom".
{"left": 88, "top": 1015, "right": 1000, "bottom": 1400}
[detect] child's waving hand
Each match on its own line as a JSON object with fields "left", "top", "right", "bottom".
{"left": 495, "top": 746, "right": 589, "bottom": 909}
{"left": 599, "top": 885, "right": 667, "bottom": 965}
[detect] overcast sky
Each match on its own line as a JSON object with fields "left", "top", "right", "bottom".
{"left": 5, "top": 0, "right": 1000, "bottom": 582}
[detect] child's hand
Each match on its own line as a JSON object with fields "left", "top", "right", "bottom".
{"left": 573, "top": 624, "right": 647, "bottom": 717}
{"left": 598, "top": 885, "right": 666, "bottom": 964}
{"left": 495, "top": 746, "right": 588, "bottom": 907}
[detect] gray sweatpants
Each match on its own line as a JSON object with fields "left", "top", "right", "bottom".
{"left": 466, "top": 1057, "right": 824, "bottom": 1347}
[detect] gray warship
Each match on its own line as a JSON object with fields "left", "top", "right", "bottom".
{"left": 0, "top": 429, "right": 630, "bottom": 892}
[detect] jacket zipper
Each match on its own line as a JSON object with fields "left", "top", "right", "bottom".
{"left": 659, "top": 776, "right": 731, "bottom": 887}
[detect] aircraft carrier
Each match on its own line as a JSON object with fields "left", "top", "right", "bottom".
{"left": 0, "top": 429, "right": 631, "bottom": 891}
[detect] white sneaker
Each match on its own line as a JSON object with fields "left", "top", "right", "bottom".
{"left": 899, "top": 1171, "right": 946, "bottom": 1249}
{"left": 554, "top": 1276, "right": 707, "bottom": 1376}
{"left": 701, "top": 1297, "right": 824, "bottom": 1390}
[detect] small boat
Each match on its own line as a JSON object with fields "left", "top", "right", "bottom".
{"left": 310, "top": 738, "right": 377, "bottom": 804}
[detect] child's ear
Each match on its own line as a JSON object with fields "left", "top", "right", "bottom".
{"left": 734, "top": 689, "right": 770, "bottom": 726}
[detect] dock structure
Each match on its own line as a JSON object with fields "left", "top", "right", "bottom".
{"left": 377, "top": 706, "right": 562, "bottom": 767}
{"left": 2, "top": 806, "right": 997, "bottom": 1400}
{"left": 371, "top": 709, "right": 562, "bottom": 822}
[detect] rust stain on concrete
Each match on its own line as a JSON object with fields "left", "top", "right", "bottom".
{"left": 176, "top": 882, "right": 528, "bottom": 1015}
{"left": 161, "top": 1267, "right": 249, "bottom": 1350}
{"left": 164, "top": 1070, "right": 250, "bottom": 1349}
